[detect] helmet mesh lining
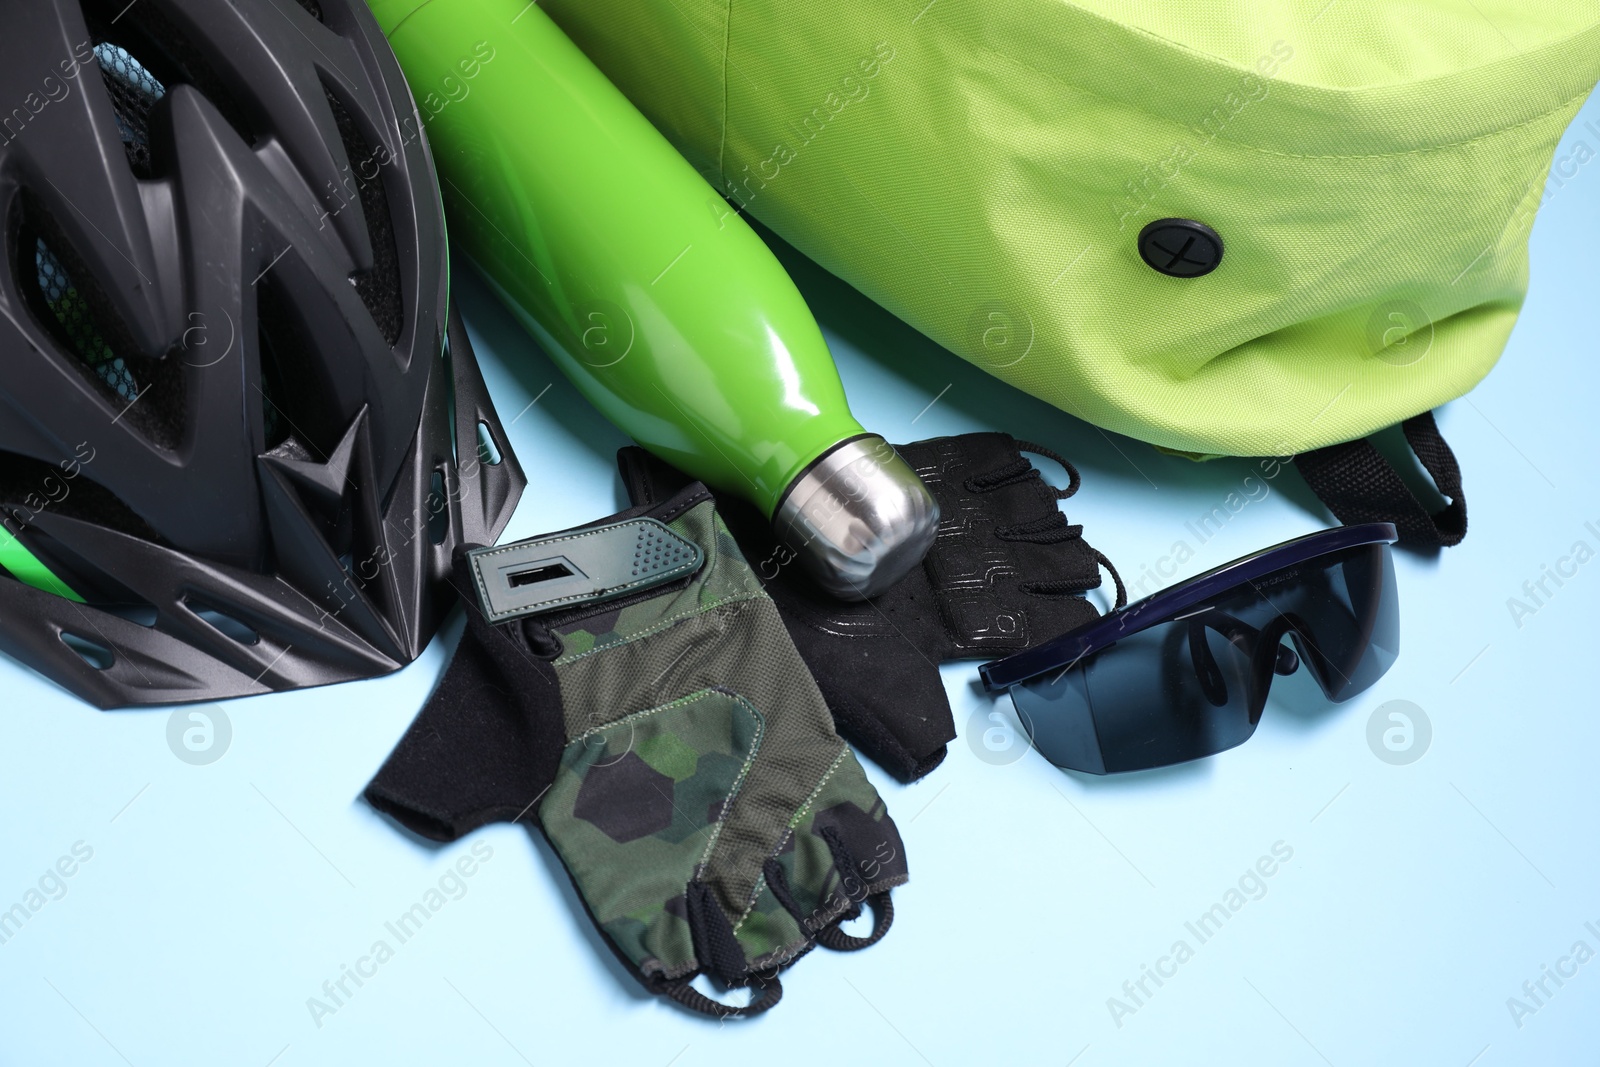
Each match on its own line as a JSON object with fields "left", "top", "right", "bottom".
{"left": 83, "top": 0, "right": 256, "bottom": 176}
{"left": 93, "top": 43, "right": 166, "bottom": 178}
{"left": 11, "top": 191, "right": 184, "bottom": 448}
{"left": 322, "top": 83, "right": 404, "bottom": 347}
{"left": 33, "top": 238, "right": 141, "bottom": 402}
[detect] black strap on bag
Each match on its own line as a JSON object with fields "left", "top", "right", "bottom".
{"left": 1295, "top": 411, "right": 1467, "bottom": 548}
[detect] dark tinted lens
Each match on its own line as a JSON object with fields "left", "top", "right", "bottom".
{"left": 1248, "top": 543, "right": 1399, "bottom": 701}
{"left": 1010, "top": 542, "right": 1399, "bottom": 773}
{"left": 1011, "top": 614, "right": 1262, "bottom": 773}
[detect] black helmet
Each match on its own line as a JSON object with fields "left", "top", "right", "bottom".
{"left": 0, "top": 0, "right": 524, "bottom": 708}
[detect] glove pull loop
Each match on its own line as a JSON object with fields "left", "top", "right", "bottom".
{"left": 1094, "top": 548, "right": 1129, "bottom": 610}
{"left": 820, "top": 825, "right": 869, "bottom": 903}
{"left": 761, "top": 856, "right": 809, "bottom": 926}
{"left": 664, "top": 975, "right": 784, "bottom": 1019}
{"left": 685, "top": 879, "right": 750, "bottom": 985}
{"left": 815, "top": 892, "right": 896, "bottom": 952}
{"left": 762, "top": 855, "right": 897, "bottom": 951}
{"left": 1014, "top": 440, "right": 1082, "bottom": 499}
{"left": 996, "top": 515, "right": 1084, "bottom": 544}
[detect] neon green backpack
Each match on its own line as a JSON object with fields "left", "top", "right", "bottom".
{"left": 538, "top": 0, "right": 1600, "bottom": 546}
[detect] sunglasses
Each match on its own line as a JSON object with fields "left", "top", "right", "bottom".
{"left": 979, "top": 523, "right": 1400, "bottom": 774}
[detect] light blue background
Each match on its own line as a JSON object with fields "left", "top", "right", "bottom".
{"left": 3, "top": 91, "right": 1598, "bottom": 1067}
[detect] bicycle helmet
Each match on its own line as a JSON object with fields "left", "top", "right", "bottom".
{"left": 0, "top": 0, "right": 525, "bottom": 708}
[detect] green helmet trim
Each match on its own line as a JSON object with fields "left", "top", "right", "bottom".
{"left": 0, "top": 528, "right": 84, "bottom": 602}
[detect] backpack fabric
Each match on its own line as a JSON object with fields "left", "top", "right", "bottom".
{"left": 540, "top": 0, "right": 1600, "bottom": 545}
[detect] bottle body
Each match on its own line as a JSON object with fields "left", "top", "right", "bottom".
{"left": 371, "top": 0, "right": 866, "bottom": 517}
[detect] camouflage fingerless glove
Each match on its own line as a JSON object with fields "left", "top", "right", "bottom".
{"left": 365, "top": 482, "right": 908, "bottom": 1017}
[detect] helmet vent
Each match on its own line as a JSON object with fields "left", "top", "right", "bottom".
{"left": 255, "top": 273, "right": 342, "bottom": 457}
{"left": 0, "top": 449, "right": 161, "bottom": 545}
{"left": 12, "top": 192, "right": 183, "bottom": 448}
{"left": 294, "top": 0, "right": 325, "bottom": 20}
{"left": 188, "top": 601, "right": 261, "bottom": 646}
{"left": 476, "top": 422, "right": 503, "bottom": 466}
{"left": 104, "top": 603, "right": 159, "bottom": 627}
{"left": 93, "top": 43, "right": 166, "bottom": 178}
{"left": 34, "top": 238, "right": 142, "bottom": 402}
{"left": 426, "top": 468, "right": 449, "bottom": 544}
{"left": 321, "top": 82, "right": 403, "bottom": 346}
{"left": 60, "top": 631, "right": 115, "bottom": 671}
{"left": 84, "top": 0, "right": 256, "bottom": 175}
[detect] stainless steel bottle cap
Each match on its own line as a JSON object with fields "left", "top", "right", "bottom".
{"left": 774, "top": 436, "right": 940, "bottom": 601}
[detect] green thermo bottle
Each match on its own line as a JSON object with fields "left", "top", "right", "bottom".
{"left": 366, "top": 0, "right": 937, "bottom": 599}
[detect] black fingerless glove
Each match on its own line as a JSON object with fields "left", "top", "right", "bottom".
{"left": 620, "top": 433, "right": 1124, "bottom": 782}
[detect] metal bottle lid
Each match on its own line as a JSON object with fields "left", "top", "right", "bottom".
{"left": 773, "top": 436, "right": 939, "bottom": 601}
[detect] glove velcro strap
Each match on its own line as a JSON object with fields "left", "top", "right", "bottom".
{"left": 466, "top": 518, "right": 703, "bottom": 621}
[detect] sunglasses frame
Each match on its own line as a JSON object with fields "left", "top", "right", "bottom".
{"left": 979, "top": 522, "right": 1400, "bottom": 691}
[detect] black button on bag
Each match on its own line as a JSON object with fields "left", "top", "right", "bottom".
{"left": 1138, "top": 219, "right": 1224, "bottom": 278}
